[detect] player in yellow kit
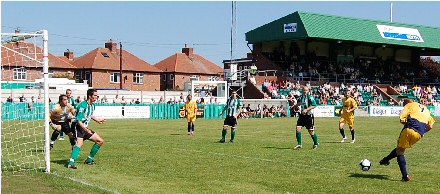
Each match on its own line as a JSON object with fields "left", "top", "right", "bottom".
{"left": 380, "top": 99, "right": 435, "bottom": 182}
{"left": 49, "top": 94, "right": 76, "bottom": 150}
{"left": 184, "top": 94, "right": 198, "bottom": 136}
{"left": 339, "top": 91, "right": 358, "bottom": 143}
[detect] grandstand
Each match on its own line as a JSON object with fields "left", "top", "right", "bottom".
{"left": 224, "top": 11, "right": 440, "bottom": 105}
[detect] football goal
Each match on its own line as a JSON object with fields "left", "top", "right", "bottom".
{"left": 1, "top": 30, "right": 51, "bottom": 177}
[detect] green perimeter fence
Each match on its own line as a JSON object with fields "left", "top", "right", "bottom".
{"left": 3, "top": 102, "right": 437, "bottom": 121}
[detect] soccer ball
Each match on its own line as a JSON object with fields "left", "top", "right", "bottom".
{"left": 359, "top": 159, "right": 372, "bottom": 171}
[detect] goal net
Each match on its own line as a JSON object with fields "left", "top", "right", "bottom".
{"left": 1, "top": 30, "right": 50, "bottom": 174}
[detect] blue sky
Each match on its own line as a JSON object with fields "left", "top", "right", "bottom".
{"left": 2, "top": 1, "right": 440, "bottom": 66}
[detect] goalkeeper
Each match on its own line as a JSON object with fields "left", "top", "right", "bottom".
{"left": 49, "top": 94, "right": 76, "bottom": 150}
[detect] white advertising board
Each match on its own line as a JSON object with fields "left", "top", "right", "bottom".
{"left": 369, "top": 106, "right": 404, "bottom": 116}
{"left": 312, "top": 106, "right": 335, "bottom": 117}
{"left": 94, "top": 106, "right": 150, "bottom": 119}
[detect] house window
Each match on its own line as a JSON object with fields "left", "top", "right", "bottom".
{"left": 75, "top": 70, "right": 91, "bottom": 86}
{"left": 13, "top": 67, "right": 27, "bottom": 80}
{"left": 133, "top": 73, "right": 144, "bottom": 84}
{"left": 110, "top": 72, "right": 120, "bottom": 83}
{"left": 169, "top": 74, "right": 174, "bottom": 80}
{"left": 101, "top": 52, "right": 110, "bottom": 58}
{"left": 40, "top": 69, "right": 54, "bottom": 78}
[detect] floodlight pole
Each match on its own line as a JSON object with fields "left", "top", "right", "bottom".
{"left": 120, "top": 42, "right": 123, "bottom": 89}
{"left": 390, "top": 2, "right": 393, "bottom": 22}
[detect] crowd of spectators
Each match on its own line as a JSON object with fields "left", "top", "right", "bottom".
{"left": 262, "top": 45, "right": 438, "bottom": 84}
{"left": 238, "top": 103, "right": 288, "bottom": 119}
{"left": 260, "top": 79, "right": 396, "bottom": 106}
{"left": 395, "top": 84, "right": 440, "bottom": 106}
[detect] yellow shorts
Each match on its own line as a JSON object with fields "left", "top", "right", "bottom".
{"left": 339, "top": 115, "right": 354, "bottom": 128}
{"left": 397, "top": 128, "right": 422, "bottom": 149}
{"left": 187, "top": 115, "right": 196, "bottom": 123}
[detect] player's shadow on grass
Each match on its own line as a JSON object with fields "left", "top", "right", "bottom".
{"left": 262, "top": 146, "right": 292, "bottom": 150}
{"left": 170, "top": 133, "right": 185, "bottom": 136}
{"left": 349, "top": 173, "right": 390, "bottom": 180}
{"left": 52, "top": 159, "right": 69, "bottom": 165}
{"left": 319, "top": 141, "right": 344, "bottom": 144}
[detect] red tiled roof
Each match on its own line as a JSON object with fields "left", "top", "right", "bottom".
{"left": 1, "top": 41, "right": 77, "bottom": 69}
{"left": 72, "top": 48, "right": 161, "bottom": 72}
{"left": 155, "top": 52, "right": 223, "bottom": 75}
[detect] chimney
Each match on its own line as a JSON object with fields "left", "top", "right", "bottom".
{"left": 182, "top": 44, "right": 193, "bottom": 56}
{"left": 15, "top": 28, "right": 20, "bottom": 34}
{"left": 64, "top": 49, "right": 74, "bottom": 60}
{"left": 105, "top": 39, "right": 117, "bottom": 53}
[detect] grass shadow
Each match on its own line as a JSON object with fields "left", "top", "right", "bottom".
{"left": 319, "top": 141, "right": 344, "bottom": 144}
{"left": 170, "top": 134, "right": 185, "bottom": 136}
{"left": 349, "top": 173, "right": 390, "bottom": 180}
{"left": 262, "top": 146, "right": 292, "bottom": 150}
{"left": 51, "top": 159, "right": 68, "bottom": 165}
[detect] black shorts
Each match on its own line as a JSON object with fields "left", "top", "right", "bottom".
{"left": 296, "top": 114, "right": 315, "bottom": 130}
{"left": 223, "top": 116, "right": 238, "bottom": 128}
{"left": 73, "top": 122, "right": 96, "bottom": 140}
{"left": 52, "top": 121, "right": 75, "bottom": 134}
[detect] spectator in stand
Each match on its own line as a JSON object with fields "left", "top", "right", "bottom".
{"left": 268, "top": 105, "right": 276, "bottom": 118}
{"left": 75, "top": 96, "right": 81, "bottom": 103}
{"left": 159, "top": 96, "right": 164, "bottom": 103}
{"left": 19, "top": 94, "right": 26, "bottom": 102}
{"left": 101, "top": 95, "right": 108, "bottom": 103}
{"left": 240, "top": 107, "right": 249, "bottom": 119}
{"left": 7, "top": 96, "right": 13, "bottom": 102}
{"left": 263, "top": 79, "right": 269, "bottom": 88}
{"left": 262, "top": 104, "right": 269, "bottom": 118}
{"left": 357, "top": 95, "right": 364, "bottom": 106}
{"left": 113, "top": 95, "right": 120, "bottom": 104}
{"left": 389, "top": 99, "right": 395, "bottom": 106}
{"left": 135, "top": 99, "right": 141, "bottom": 104}
{"left": 255, "top": 104, "right": 262, "bottom": 118}
{"left": 432, "top": 86, "right": 437, "bottom": 95}
{"left": 214, "top": 98, "right": 219, "bottom": 104}
{"left": 340, "top": 83, "right": 346, "bottom": 92}
{"left": 36, "top": 95, "right": 43, "bottom": 103}
{"left": 151, "top": 98, "right": 155, "bottom": 104}
{"left": 279, "top": 105, "right": 287, "bottom": 117}
{"left": 167, "top": 98, "right": 174, "bottom": 104}
{"left": 245, "top": 104, "right": 254, "bottom": 117}
{"left": 120, "top": 96, "right": 127, "bottom": 105}
{"left": 179, "top": 93, "right": 185, "bottom": 103}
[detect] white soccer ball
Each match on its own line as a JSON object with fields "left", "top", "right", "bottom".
{"left": 359, "top": 159, "right": 372, "bottom": 171}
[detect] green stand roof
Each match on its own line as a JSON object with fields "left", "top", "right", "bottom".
{"left": 246, "top": 11, "right": 440, "bottom": 49}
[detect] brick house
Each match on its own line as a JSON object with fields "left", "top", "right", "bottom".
{"left": 1, "top": 41, "right": 77, "bottom": 82}
{"left": 72, "top": 40, "right": 162, "bottom": 90}
{"left": 155, "top": 46, "right": 223, "bottom": 90}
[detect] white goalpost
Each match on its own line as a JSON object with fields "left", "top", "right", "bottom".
{"left": 1, "top": 30, "right": 51, "bottom": 178}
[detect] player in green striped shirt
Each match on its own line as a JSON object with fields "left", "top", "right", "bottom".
{"left": 293, "top": 86, "right": 319, "bottom": 150}
{"left": 67, "top": 89, "right": 106, "bottom": 169}
{"left": 219, "top": 91, "right": 242, "bottom": 143}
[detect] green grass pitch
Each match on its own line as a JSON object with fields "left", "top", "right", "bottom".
{"left": 3, "top": 117, "right": 440, "bottom": 193}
